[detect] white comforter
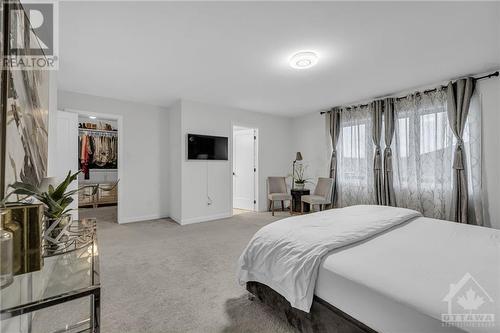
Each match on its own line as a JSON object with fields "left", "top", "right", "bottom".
{"left": 237, "top": 205, "right": 422, "bottom": 312}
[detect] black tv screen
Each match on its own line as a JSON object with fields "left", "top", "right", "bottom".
{"left": 187, "top": 134, "right": 228, "bottom": 160}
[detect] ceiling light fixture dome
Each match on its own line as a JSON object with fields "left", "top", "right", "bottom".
{"left": 289, "top": 51, "right": 318, "bottom": 69}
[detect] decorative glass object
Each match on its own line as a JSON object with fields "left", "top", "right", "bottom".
{"left": 3, "top": 211, "right": 21, "bottom": 273}
{"left": 43, "top": 214, "right": 72, "bottom": 256}
{"left": 0, "top": 219, "right": 100, "bottom": 332}
{"left": 43, "top": 217, "right": 96, "bottom": 257}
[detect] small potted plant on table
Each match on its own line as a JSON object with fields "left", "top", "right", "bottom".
{"left": 293, "top": 164, "right": 310, "bottom": 190}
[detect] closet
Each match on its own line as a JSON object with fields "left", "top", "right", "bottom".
{"left": 78, "top": 117, "right": 118, "bottom": 209}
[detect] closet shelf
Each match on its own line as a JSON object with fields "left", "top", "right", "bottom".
{"left": 79, "top": 128, "right": 118, "bottom": 135}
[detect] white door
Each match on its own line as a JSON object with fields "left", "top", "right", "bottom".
{"left": 233, "top": 128, "right": 256, "bottom": 211}
{"left": 55, "top": 110, "right": 79, "bottom": 220}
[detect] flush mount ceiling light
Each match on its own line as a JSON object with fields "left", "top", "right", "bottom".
{"left": 89, "top": 116, "right": 97, "bottom": 119}
{"left": 289, "top": 51, "right": 318, "bottom": 69}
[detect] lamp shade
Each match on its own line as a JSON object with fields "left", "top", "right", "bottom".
{"left": 295, "top": 152, "right": 303, "bottom": 161}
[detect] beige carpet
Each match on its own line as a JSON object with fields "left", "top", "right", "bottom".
{"left": 78, "top": 207, "right": 297, "bottom": 333}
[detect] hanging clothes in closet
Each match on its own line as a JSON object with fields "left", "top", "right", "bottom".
{"left": 79, "top": 130, "right": 118, "bottom": 179}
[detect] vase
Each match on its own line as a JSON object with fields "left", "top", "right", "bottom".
{"left": 43, "top": 214, "right": 72, "bottom": 256}
{"left": 295, "top": 183, "right": 305, "bottom": 190}
{"left": 0, "top": 223, "right": 13, "bottom": 288}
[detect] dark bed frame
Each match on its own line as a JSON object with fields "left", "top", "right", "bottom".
{"left": 247, "top": 282, "right": 378, "bottom": 333}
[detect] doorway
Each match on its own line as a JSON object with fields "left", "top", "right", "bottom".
{"left": 55, "top": 109, "right": 122, "bottom": 224}
{"left": 232, "top": 126, "right": 257, "bottom": 213}
{"left": 77, "top": 114, "right": 119, "bottom": 224}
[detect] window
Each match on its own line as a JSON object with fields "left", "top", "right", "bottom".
{"left": 419, "top": 111, "right": 448, "bottom": 154}
{"left": 392, "top": 91, "right": 453, "bottom": 219}
{"left": 342, "top": 124, "right": 366, "bottom": 158}
{"left": 335, "top": 90, "right": 482, "bottom": 223}
{"left": 337, "top": 106, "right": 374, "bottom": 206}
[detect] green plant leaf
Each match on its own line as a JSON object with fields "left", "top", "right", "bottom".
{"left": 41, "top": 192, "right": 65, "bottom": 219}
{"left": 58, "top": 196, "right": 74, "bottom": 211}
{"left": 51, "top": 170, "right": 80, "bottom": 200}
{"left": 60, "top": 208, "right": 74, "bottom": 217}
{"left": 8, "top": 182, "right": 41, "bottom": 197}
{"left": 48, "top": 184, "right": 55, "bottom": 196}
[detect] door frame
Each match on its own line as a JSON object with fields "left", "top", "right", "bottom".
{"left": 55, "top": 110, "right": 79, "bottom": 220}
{"left": 64, "top": 108, "right": 124, "bottom": 224}
{"left": 231, "top": 123, "right": 258, "bottom": 214}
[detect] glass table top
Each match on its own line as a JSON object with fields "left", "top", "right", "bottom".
{"left": 0, "top": 219, "right": 99, "bottom": 314}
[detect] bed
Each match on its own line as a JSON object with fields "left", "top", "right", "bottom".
{"left": 237, "top": 205, "right": 500, "bottom": 333}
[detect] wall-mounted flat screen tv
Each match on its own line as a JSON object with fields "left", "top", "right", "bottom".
{"left": 187, "top": 134, "right": 228, "bottom": 160}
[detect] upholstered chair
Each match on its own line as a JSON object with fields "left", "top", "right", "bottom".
{"left": 301, "top": 178, "right": 334, "bottom": 213}
{"left": 267, "top": 177, "right": 292, "bottom": 216}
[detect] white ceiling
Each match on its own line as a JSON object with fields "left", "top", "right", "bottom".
{"left": 58, "top": 1, "right": 500, "bottom": 116}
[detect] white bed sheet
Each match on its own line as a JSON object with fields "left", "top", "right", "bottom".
{"left": 238, "top": 205, "right": 421, "bottom": 311}
{"left": 316, "top": 217, "right": 500, "bottom": 333}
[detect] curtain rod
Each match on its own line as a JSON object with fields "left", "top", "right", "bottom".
{"left": 320, "top": 70, "right": 499, "bottom": 114}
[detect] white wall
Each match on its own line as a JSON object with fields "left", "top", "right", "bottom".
{"left": 477, "top": 78, "right": 500, "bottom": 229}
{"left": 168, "top": 101, "right": 182, "bottom": 223}
{"left": 291, "top": 113, "right": 331, "bottom": 191}
{"left": 291, "top": 76, "right": 500, "bottom": 229}
{"left": 58, "top": 90, "right": 169, "bottom": 223}
{"left": 172, "top": 99, "right": 294, "bottom": 224}
{"left": 57, "top": 79, "right": 499, "bottom": 228}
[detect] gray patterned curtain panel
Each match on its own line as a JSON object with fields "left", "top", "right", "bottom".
{"left": 383, "top": 98, "right": 396, "bottom": 207}
{"left": 447, "top": 77, "right": 475, "bottom": 224}
{"left": 370, "top": 100, "right": 384, "bottom": 205}
{"left": 327, "top": 108, "right": 341, "bottom": 207}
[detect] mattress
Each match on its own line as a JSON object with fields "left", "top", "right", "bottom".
{"left": 315, "top": 217, "right": 500, "bottom": 333}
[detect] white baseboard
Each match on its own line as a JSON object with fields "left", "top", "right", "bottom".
{"left": 119, "top": 214, "right": 168, "bottom": 224}
{"left": 118, "top": 211, "right": 234, "bottom": 225}
{"left": 170, "top": 216, "right": 182, "bottom": 225}
{"left": 180, "top": 212, "right": 232, "bottom": 225}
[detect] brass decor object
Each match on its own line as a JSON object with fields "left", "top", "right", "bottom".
{"left": 0, "top": 204, "right": 43, "bottom": 275}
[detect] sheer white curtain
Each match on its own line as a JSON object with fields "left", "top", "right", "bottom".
{"left": 392, "top": 89, "right": 483, "bottom": 222}
{"left": 392, "top": 90, "right": 453, "bottom": 219}
{"left": 465, "top": 93, "right": 483, "bottom": 226}
{"left": 334, "top": 89, "right": 483, "bottom": 222}
{"left": 337, "top": 106, "right": 375, "bottom": 207}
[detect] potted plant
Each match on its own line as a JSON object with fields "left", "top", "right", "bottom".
{"left": 293, "top": 164, "right": 311, "bottom": 190}
{"left": 3, "top": 171, "right": 116, "bottom": 254}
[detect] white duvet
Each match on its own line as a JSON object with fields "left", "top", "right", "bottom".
{"left": 237, "top": 205, "right": 422, "bottom": 312}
